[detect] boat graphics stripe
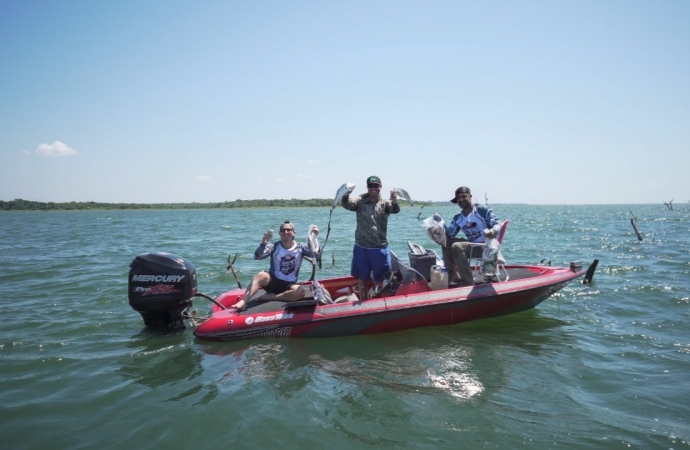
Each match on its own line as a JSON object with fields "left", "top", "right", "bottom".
{"left": 203, "top": 324, "right": 293, "bottom": 341}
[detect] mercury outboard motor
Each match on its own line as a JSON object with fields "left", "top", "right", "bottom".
{"left": 128, "top": 252, "right": 197, "bottom": 329}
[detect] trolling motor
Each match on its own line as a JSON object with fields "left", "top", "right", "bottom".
{"left": 128, "top": 252, "right": 198, "bottom": 329}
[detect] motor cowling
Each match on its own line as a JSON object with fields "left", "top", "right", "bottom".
{"left": 128, "top": 252, "right": 197, "bottom": 329}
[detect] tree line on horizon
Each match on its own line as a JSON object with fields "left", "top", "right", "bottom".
{"left": 0, "top": 198, "right": 419, "bottom": 211}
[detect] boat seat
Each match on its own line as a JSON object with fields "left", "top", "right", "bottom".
{"left": 244, "top": 289, "right": 318, "bottom": 311}
{"left": 285, "top": 298, "right": 318, "bottom": 308}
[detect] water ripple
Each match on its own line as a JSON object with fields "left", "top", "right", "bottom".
{"left": 2, "top": 206, "right": 690, "bottom": 448}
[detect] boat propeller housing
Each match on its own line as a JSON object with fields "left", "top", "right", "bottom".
{"left": 128, "top": 252, "right": 197, "bottom": 329}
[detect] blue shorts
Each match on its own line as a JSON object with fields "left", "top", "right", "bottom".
{"left": 351, "top": 245, "right": 391, "bottom": 282}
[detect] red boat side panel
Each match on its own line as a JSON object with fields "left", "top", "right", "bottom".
{"left": 193, "top": 266, "right": 585, "bottom": 341}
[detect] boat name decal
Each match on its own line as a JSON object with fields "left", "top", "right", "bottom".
{"left": 245, "top": 312, "right": 295, "bottom": 325}
{"left": 133, "top": 284, "right": 181, "bottom": 296}
{"left": 132, "top": 274, "right": 186, "bottom": 283}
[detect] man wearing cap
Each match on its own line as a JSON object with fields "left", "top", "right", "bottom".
{"left": 231, "top": 221, "right": 316, "bottom": 311}
{"left": 437, "top": 186, "right": 500, "bottom": 285}
{"left": 342, "top": 176, "right": 400, "bottom": 300}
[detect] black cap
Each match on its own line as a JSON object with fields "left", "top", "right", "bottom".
{"left": 367, "top": 176, "right": 381, "bottom": 185}
{"left": 450, "top": 186, "right": 471, "bottom": 203}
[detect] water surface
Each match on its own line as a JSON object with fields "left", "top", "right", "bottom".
{"left": 1, "top": 205, "right": 689, "bottom": 449}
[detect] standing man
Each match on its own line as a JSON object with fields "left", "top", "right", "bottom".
{"left": 231, "top": 221, "right": 314, "bottom": 311}
{"left": 438, "top": 186, "right": 500, "bottom": 285}
{"left": 342, "top": 175, "right": 400, "bottom": 300}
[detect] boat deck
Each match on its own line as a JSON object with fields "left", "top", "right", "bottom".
{"left": 236, "top": 266, "right": 545, "bottom": 316}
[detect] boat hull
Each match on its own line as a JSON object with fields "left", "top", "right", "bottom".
{"left": 193, "top": 264, "right": 584, "bottom": 341}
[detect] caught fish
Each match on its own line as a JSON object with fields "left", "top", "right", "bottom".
{"left": 422, "top": 215, "right": 446, "bottom": 246}
{"left": 482, "top": 236, "right": 501, "bottom": 276}
{"left": 392, "top": 187, "right": 414, "bottom": 206}
{"left": 307, "top": 224, "right": 320, "bottom": 254}
{"left": 307, "top": 224, "right": 322, "bottom": 269}
{"left": 332, "top": 182, "right": 356, "bottom": 209}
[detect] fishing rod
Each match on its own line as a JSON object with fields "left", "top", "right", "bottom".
{"left": 304, "top": 256, "right": 317, "bottom": 281}
{"left": 320, "top": 182, "right": 353, "bottom": 269}
{"left": 318, "top": 209, "right": 333, "bottom": 269}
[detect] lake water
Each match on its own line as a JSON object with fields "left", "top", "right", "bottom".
{"left": 1, "top": 204, "right": 689, "bottom": 449}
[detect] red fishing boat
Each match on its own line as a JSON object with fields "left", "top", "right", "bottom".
{"left": 128, "top": 251, "right": 596, "bottom": 341}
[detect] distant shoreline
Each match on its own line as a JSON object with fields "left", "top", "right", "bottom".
{"left": 0, "top": 198, "right": 421, "bottom": 211}
{"left": 1, "top": 199, "right": 670, "bottom": 212}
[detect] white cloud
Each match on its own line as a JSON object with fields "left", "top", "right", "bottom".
{"left": 296, "top": 173, "right": 311, "bottom": 179}
{"left": 275, "top": 177, "right": 288, "bottom": 183}
{"left": 196, "top": 175, "right": 212, "bottom": 182}
{"left": 35, "top": 141, "right": 78, "bottom": 157}
{"left": 305, "top": 159, "right": 321, "bottom": 165}
{"left": 19, "top": 150, "right": 31, "bottom": 156}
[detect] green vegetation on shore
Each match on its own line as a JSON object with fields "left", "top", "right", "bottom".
{"left": 1, "top": 198, "right": 418, "bottom": 211}
{"left": 1, "top": 198, "right": 333, "bottom": 211}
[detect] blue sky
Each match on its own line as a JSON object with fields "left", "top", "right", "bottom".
{"left": 1, "top": 0, "right": 688, "bottom": 204}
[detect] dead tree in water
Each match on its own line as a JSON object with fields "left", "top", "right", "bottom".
{"left": 629, "top": 211, "right": 643, "bottom": 241}
{"left": 663, "top": 200, "right": 674, "bottom": 211}
{"left": 225, "top": 254, "right": 243, "bottom": 289}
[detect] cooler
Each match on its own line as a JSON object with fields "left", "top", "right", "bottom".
{"left": 408, "top": 249, "right": 437, "bottom": 281}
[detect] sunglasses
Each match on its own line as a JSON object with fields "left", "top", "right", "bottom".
{"left": 367, "top": 184, "right": 381, "bottom": 188}
{"left": 279, "top": 228, "right": 294, "bottom": 233}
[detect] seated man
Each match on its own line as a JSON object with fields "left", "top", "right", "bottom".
{"left": 437, "top": 186, "right": 500, "bottom": 285}
{"left": 231, "top": 221, "right": 315, "bottom": 311}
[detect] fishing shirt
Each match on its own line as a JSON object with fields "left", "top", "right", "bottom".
{"left": 254, "top": 241, "right": 314, "bottom": 282}
{"left": 445, "top": 204, "right": 500, "bottom": 243}
{"left": 342, "top": 193, "right": 400, "bottom": 248}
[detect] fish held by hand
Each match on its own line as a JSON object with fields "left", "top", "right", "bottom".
{"left": 307, "top": 224, "right": 320, "bottom": 254}
{"left": 392, "top": 187, "right": 414, "bottom": 206}
{"left": 332, "top": 182, "right": 356, "bottom": 209}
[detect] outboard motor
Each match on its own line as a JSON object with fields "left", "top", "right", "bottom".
{"left": 128, "top": 252, "right": 197, "bottom": 329}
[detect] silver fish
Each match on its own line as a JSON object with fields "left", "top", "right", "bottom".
{"left": 423, "top": 215, "right": 446, "bottom": 246}
{"left": 332, "top": 182, "right": 356, "bottom": 209}
{"left": 307, "top": 224, "right": 320, "bottom": 254}
{"left": 482, "top": 237, "right": 500, "bottom": 263}
{"left": 392, "top": 187, "right": 414, "bottom": 206}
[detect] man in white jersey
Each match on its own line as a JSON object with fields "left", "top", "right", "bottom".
{"left": 231, "top": 221, "right": 316, "bottom": 311}
{"left": 436, "top": 187, "right": 500, "bottom": 286}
